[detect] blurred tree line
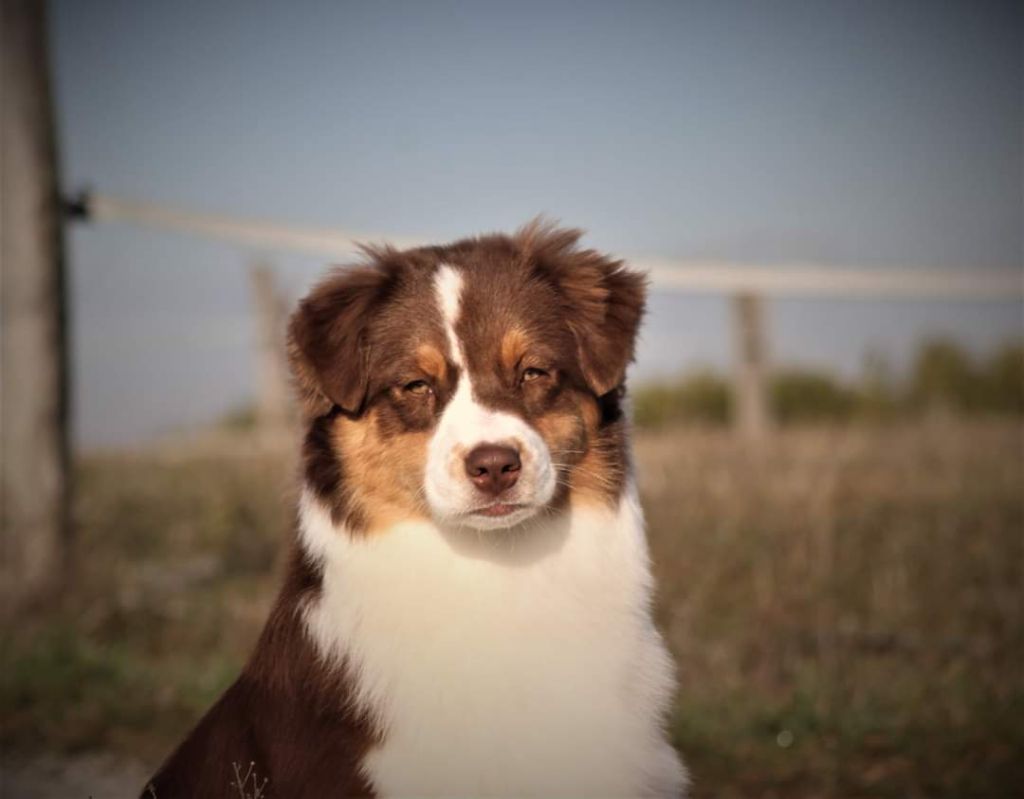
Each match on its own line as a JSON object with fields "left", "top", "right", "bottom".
{"left": 633, "top": 338, "right": 1024, "bottom": 428}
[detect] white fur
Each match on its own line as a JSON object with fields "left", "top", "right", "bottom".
{"left": 299, "top": 489, "right": 687, "bottom": 798}
{"left": 434, "top": 265, "right": 466, "bottom": 368}
{"left": 425, "top": 265, "right": 556, "bottom": 531}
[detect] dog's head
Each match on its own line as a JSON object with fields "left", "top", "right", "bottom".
{"left": 289, "top": 221, "right": 645, "bottom": 533}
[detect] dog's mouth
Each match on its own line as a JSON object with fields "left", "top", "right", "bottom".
{"left": 471, "top": 502, "right": 527, "bottom": 518}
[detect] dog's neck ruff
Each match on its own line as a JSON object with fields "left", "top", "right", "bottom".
{"left": 298, "top": 487, "right": 686, "bottom": 798}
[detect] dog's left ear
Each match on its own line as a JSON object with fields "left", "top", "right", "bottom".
{"left": 569, "top": 259, "right": 647, "bottom": 396}
{"left": 287, "top": 262, "right": 395, "bottom": 417}
{"left": 522, "top": 223, "right": 647, "bottom": 397}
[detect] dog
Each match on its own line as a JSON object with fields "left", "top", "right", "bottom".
{"left": 144, "top": 221, "right": 687, "bottom": 798}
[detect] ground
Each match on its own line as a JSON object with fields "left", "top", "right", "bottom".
{"left": 2, "top": 420, "right": 1022, "bottom": 798}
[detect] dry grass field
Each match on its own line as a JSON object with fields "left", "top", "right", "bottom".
{"left": 639, "top": 420, "right": 1023, "bottom": 797}
{"left": 2, "top": 419, "right": 1022, "bottom": 797}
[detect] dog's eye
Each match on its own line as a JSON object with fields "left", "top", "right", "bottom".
{"left": 403, "top": 380, "right": 432, "bottom": 396}
{"left": 522, "top": 367, "right": 548, "bottom": 383}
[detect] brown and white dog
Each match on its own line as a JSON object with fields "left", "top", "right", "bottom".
{"left": 145, "top": 222, "right": 687, "bottom": 798}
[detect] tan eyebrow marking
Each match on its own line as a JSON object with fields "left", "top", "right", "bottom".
{"left": 500, "top": 327, "right": 531, "bottom": 374}
{"left": 416, "top": 344, "right": 448, "bottom": 383}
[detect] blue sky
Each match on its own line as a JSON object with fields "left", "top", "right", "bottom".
{"left": 50, "top": 0, "right": 1022, "bottom": 446}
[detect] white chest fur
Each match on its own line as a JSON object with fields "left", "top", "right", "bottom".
{"left": 299, "top": 488, "right": 686, "bottom": 798}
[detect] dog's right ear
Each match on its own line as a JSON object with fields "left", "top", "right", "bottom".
{"left": 287, "top": 264, "right": 394, "bottom": 417}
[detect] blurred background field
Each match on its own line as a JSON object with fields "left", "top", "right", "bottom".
{"left": 3, "top": 364, "right": 1022, "bottom": 796}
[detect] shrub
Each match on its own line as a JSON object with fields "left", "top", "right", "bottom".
{"left": 633, "top": 337, "right": 1024, "bottom": 429}
{"left": 983, "top": 343, "right": 1024, "bottom": 415}
{"left": 909, "top": 338, "right": 980, "bottom": 412}
{"left": 771, "top": 369, "right": 858, "bottom": 424}
{"left": 632, "top": 371, "right": 732, "bottom": 428}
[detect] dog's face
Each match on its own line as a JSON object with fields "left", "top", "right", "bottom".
{"left": 289, "top": 223, "right": 645, "bottom": 533}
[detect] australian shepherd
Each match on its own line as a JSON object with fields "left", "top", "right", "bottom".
{"left": 145, "top": 221, "right": 687, "bottom": 798}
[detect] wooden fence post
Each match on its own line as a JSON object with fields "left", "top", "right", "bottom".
{"left": 248, "top": 262, "right": 291, "bottom": 433}
{"left": 731, "top": 291, "right": 770, "bottom": 440}
{"left": 1, "top": 0, "right": 71, "bottom": 612}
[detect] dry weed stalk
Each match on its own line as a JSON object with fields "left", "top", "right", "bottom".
{"left": 231, "top": 760, "right": 270, "bottom": 799}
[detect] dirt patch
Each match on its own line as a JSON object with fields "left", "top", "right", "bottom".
{"left": 0, "top": 752, "right": 149, "bottom": 799}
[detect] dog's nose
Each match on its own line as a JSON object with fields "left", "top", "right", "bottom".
{"left": 464, "top": 444, "right": 521, "bottom": 496}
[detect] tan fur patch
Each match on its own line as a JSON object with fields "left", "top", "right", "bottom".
{"left": 534, "top": 389, "right": 623, "bottom": 508}
{"left": 534, "top": 410, "right": 584, "bottom": 465}
{"left": 568, "top": 445, "right": 620, "bottom": 508}
{"left": 333, "top": 411, "right": 431, "bottom": 533}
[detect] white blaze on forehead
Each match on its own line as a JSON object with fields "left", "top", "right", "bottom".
{"left": 434, "top": 265, "right": 465, "bottom": 367}
{"left": 425, "top": 264, "right": 556, "bottom": 529}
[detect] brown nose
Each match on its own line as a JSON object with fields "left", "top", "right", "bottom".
{"left": 464, "top": 444, "right": 521, "bottom": 496}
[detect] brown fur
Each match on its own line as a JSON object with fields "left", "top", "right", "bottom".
{"left": 143, "top": 221, "right": 645, "bottom": 796}
{"left": 144, "top": 547, "right": 379, "bottom": 798}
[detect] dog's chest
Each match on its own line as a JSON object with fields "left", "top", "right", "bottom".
{"left": 301, "top": 495, "right": 679, "bottom": 797}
